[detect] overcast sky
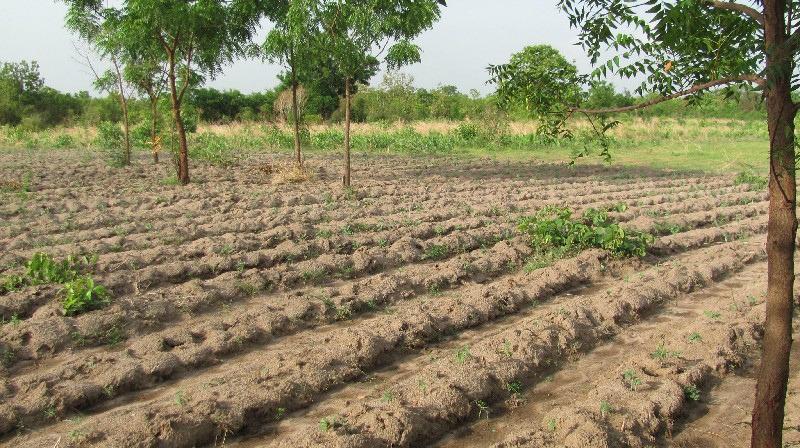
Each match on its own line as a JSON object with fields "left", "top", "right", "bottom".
{"left": 0, "top": 0, "right": 636, "bottom": 95}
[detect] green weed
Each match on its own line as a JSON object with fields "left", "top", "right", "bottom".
{"left": 62, "top": 276, "right": 111, "bottom": 316}
{"left": 684, "top": 384, "right": 701, "bottom": 401}
{"left": 454, "top": 345, "right": 471, "bottom": 364}
{"left": 623, "top": 369, "right": 642, "bottom": 391}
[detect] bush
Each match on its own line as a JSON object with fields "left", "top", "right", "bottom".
{"left": 734, "top": 170, "right": 768, "bottom": 190}
{"left": 191, "top": 132, "right": 235, "bottom": 167}
{"left": 26, "top": 252, "right": 78, "bottom": 285}
{"left": 62, "top": 276, "right": 111, "bottom": 316}
{"left": 518, "top": 206, "right": 653, "bottom": 258}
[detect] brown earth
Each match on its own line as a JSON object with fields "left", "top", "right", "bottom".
{"left": 0, "top": 149, "right": 796, "bottom": 448}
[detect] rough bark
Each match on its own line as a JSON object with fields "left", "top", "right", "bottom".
{"left": 343, "top": 77, "right": 352, "bottom": 187}
{"left": 166, "top": 50, "right": 189, "bottom": 185}
{"left": 752, "top": 1, "right": 797, "bottom": 446}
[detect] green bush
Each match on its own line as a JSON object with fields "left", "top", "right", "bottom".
{"left": 734, "top": 170, "right": 768, "bottom": 190}
{"left": 62, "top": 276, "right": 111, "bottom": 316}
{"left": 26, "top": 252, "right": 78, "bottom": 285}
{"left": 191, "top": 132, "right": 236, "bottom": 167}
{"left": 518, "top": 206, "right": 653, "bottom": 258}
{"left": 94, "top": 121, "right": 123, "bottom": 149}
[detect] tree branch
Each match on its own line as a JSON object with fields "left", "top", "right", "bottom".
{"left": 704, "top": 1, "right": 765, "bottom": 27}
{"left": 575, "top": 75, "right": 765, "bottom": 114}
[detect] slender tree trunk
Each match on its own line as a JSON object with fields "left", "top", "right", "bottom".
{"left": 290, "top": 52, "right": 302, "bottom": 167}
{"left": 150, "top": 97, "right": 159, "bottom": 164}
{"left": 752, "top": 1, "right": 797, "bottom": 446}
{"left": 167, "top": 54, "right": 189, "bottom": 185}
{"left": 343, "top": 77, "right": 352, "bottom": 187}
{"left": 113, "top": 59, "right": 131, "bottom": 166}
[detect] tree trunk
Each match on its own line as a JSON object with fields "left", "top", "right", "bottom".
{"left": 752, "top": 1, "right": 797, "bottom": 446}
{"left": 343, "top": 77, "right": 352, "bottom": 187}
{"left": 113, "top": 59, "right": 131, "bottom": 166}
{"left": 167, "top": 54, "right": 189, "bottom": 185}
{"left": 150, "top": 97, "right": 159, "bottom": 164}
{"left": 290, "top": 52, "right": 302, "bottom": 167}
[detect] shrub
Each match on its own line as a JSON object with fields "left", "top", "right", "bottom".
{"left": 62, "top": 276, "right": 111, "bottom": 316}
{"left": 26, "top": 252, "right": 78, "bottom": 285}
{"left": 191, "top": 132, "right": 235, "bottom": 167}
{"left": 734, "top": 170, "right": 767, "bottom": 190}
{"left": 518, "top": 206, "right": 653, "bottom": 258}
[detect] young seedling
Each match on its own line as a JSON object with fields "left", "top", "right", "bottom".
{"left": 475, "top": 400, "right": 490, "bottom": 419}
{"left": 547, "top": 418, "right": 557, "bottom": 432}
{"left": 688, "top": 332, "right": 703, "bottom": 343}
{"left": 62, "top": 276, "right": 111, "bottom": 316}
{"left": 703, "top": 310, "right": 722, "bottom": 320}
{"left": 174, "top": 390, "right": 187, "bottom": 406}
{"left": 506, "top": 381, "right": 523, "bottom": 397}
{"left": 454, "top": 345, "right": 471, "bottom": 364}
{"left": 623, "top": 369, "right": 642, "bottom": 391}
{"left": 684, "top": 384, "right": 701, "bottom": 402}
{"left": 381, "top": 390, "right": 394, "bottom": 403}
{"left": 599, "top": 400, "right": 613, "bottom": 418}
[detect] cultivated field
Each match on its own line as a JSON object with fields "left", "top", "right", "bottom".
{"left": 0, "top": 149, "right": 798, "bottom": 448}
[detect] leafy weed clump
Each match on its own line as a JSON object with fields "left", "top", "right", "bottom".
{"left": 62, "top": 276, "right": 111, "bottom": 316}
{"left": 734, "top": 170, "right": 767, "bottom": 190}
{"left": 26, "top": 252, "right": 79, "bottom": 284}
{"left": 518, "top": 206, "right": 653, "bottom": 267}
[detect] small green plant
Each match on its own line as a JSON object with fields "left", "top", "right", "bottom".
{"left": 319, "top": 416, "right": 338, "bottom": 432}
{"left": 335, "top": 306, "right": 352, "bottom": 321}
{"left": 1, "top": 274, "right": 24, "bottom": 293}
{"left": 506, "top": 381, "right": 523, "bottom": 397}
{"left": 684, "top": 384, "right": 701, "bottom": 401}
{"left": 688, "top": 332, "right": 703, "bottom": 343}
{"left": 734, "top": 170, "right": 767, "bottom": 190}
{"left": 26, "top": 252, "right": 78, "bottom": 284}
{"left": 1, "top": 347, "right": 15, "bottom": 368}
{"left": 704, "top": 310, "right": 722, "bottom": 320}
{"left": 501, "top": 340, "right": 513, "bottom": 357}
{"left": 600, "top": 400, "right": 613, "bottom": 417}
{"left": 275, "top": 407, "right": 286, "bottom": 420}
{"left": 423, "top": 244, "right": 449, "bottom": 260}
{"left": 454, "top": 345, "right": 471, "bottom": 364}
{"left": 174, "top": 389, "right": 187, "bottom": 406}
{"left": 623, "top": 369, "right": 642, "bottom": 391}
{"left": 547, "top": 418, "right": 557, "bottom": 432}
{"left": 381, "top": 390, "right": 394, "bottom": 403}
{"left": 747, "top": 295, "right": 759, "bottom": 306}
{"left": 650, "top": 343, "right": 680, "bottom": 361}
{"left": 62, "top": 276, "right": 111, "bottom": 316}
{"left": 475, "top": 400, "right": 490, "bottom": 419}
{"left": 1, "top": 314, "right": 21, "bottom": 326}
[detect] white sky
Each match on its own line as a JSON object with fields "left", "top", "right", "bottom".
{"left": 0, "top": 0, "right": 637, "bottom": 95}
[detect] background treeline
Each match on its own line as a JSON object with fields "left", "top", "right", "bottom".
{"left": 0, "top": 60, "right": 767, "bottom": 131}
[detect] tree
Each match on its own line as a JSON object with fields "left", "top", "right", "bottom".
{"left": 315, "top": 0, "right": 447, "bottom": 187}
{"left": 491, "top": 2, "right": 794, "bottom": 446}
{"left": 66, "top": 5, "right": 134, "bottom": 166}
{"left": 125, "top": 49, "right": 167, "bottom": 163}
{"left": 262, "top": 0, "right": 322, "bottom": 167}
{"left": 66, "top": 0, "right": 265, "bottom": 184}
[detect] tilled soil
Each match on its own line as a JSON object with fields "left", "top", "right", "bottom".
{"left": 0, "top": 150, "right": 796, "bottom": 448}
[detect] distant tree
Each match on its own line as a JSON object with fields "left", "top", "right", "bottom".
{"left": 125, "top": 52, "right": 167, "bottom": 163}
{"left": 262, "top": 0, "right": 323, "bottom": 166}
{"left": 0, "top": 61, "right": 44, "bottom": 125}
{"left": 491, "top": 45, "right": 583, "bottom": 137}
{"left": 315, "top": 0, "right": 447, "bottom": 187}
{"left": 491, "top": 1, "right": 796, "bottom": 445}
{"left": 65, "top": 0, "right": 265, "bottom": 184}
{"left": 66, "top": 5, "right": 134, "bottom": 165}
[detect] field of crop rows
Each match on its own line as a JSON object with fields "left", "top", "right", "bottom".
{"left": 0, "top": 150, "right": 797, "bottom": 448}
